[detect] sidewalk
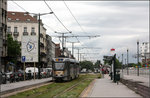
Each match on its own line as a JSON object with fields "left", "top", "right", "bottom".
{"left": 87, "top": 75, "right": 142, "bottom": 97}
{"left": 0, "top": 77, "right": 52, "bottom": 95}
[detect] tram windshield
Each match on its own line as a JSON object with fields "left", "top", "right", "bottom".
{"left": 54, "top": 63, "right": 65, "bottom": 70}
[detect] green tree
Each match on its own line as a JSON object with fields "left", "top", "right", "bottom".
{"left": 7, "top": 34, "right": 21, "bottom": 64}
{"left": 94, "top": 60, "right": 101, "bottom": 68}
{"left": 80, "top": 60, "right": 94, "bottom": 71}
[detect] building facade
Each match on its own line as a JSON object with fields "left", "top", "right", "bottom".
{"left": 140, "top": 42, "right": 150, "bottom": 64}
{"left": 0, "top": 0, "right": 7, "bottom": 72}
{"left": 55, "top": 44, "right": 61, "bottom": 57}
{"left": 64, "top": 48, "right": 71, "bottom": 58}
{"left": 7, "top": 11, "right": 47, "bottom": 69}
{"left": 51, "top": 41, "right": 55, "bottom": 59}
{"left": 46, "top": 34, "right": 52, "bottom": 67}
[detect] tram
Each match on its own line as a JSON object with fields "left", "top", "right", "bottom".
{"left": 52, "top": 57, "right": 79, "bottom": 81}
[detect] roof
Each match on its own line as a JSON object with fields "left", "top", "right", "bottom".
{"left": 7, "top": 11, "right": 38, "bottom": 22}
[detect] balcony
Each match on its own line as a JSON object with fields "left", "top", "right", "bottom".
{"left": 41, "top": 51, "right": 46, "bottom": 57}
{"left": 7, "top": 32, "right": 12, "bottom": 35}
{"left": 40, "top": 33, "right": 43, "bottom": 38}
{"left": 40, "top": 42, "right": 44, "bottom": 47}
{"left": 3, "top": 39, "right": 7, "bottom": 45}
{"left": 23, "top": 32, "right": 28, "bottom": 36}
{"left": 13, "top": 32, "right": 19, "bottom": 36}
{"left": 31, "top": 32, "right": 36, "bottom": 35}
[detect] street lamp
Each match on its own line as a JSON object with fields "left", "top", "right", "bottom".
{"left": 137, "top": 40, "right": 139, "bottom": 76}
{"left": 127, "top": 49, "right": 129, "bottom": 75}
{"left": 27, "top": 12, "right": 53, "bottom": 79}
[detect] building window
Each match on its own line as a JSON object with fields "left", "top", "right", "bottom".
{"left": 8, "top": 18, "right": 11, "bottom": 20}
{"left": 7, "top": 27, "right": 11, "bottom": 32}
{"left": 24, "top": 27, "right": 27, "bottom": 32}
{"left": 14, "top": 27, "right": 18, "bottom": 32}
{"left": 12, "top": 13, "right": 15, "bottom": 15}
{"left": 31, "top": 27, "right": 35, "bottom": 32}
{"left": 16, "top": 18, "right": 19, "bottom": 21}
{"left": 27, "top": 19, "right": 30, "bottom": 21}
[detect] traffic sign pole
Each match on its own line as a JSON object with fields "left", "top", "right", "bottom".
{"left": 24, "top": 62, "right": 25, "bottom": 81}
{"left": 34, "top": 62, "right": 35, "bottom": 80}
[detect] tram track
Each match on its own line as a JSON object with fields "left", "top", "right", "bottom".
{"left": 53, "top": 79, "right": 86, "bottom": 98}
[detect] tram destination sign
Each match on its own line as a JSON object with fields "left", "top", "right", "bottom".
{"left": 21, "top": 36, "right": 38, "bottom": 62}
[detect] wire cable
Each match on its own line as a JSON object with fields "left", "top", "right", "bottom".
{"left": 11, "top": 0, "right": 27, "bottom": 12}
{"left": 44, "top": 0, "right": 71, "bottom": 32}
{"left": 63, "top": 0, "right": 89, "bottom": 35}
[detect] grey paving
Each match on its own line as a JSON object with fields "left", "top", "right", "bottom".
{"left": 1, "top": 78, "right": 52, "bottom": 92}
{"left": 88, "top": 75, "right": 142, "bottom": 97}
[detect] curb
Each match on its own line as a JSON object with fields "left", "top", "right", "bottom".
{"left": 79, "top": 79, "right": 96, "bottom": 97}
{"left": 1, "top": 80, "right": 52, "bottom": 97}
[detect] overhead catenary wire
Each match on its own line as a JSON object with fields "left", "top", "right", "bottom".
{"left": 11, "top": 0, "right": 27, "bottom": 12}
{"left": 63, "top": 0, "right": 89, "bottom": 35}
{"left": 44, "top": 0, "right": 71, "bottom": 32}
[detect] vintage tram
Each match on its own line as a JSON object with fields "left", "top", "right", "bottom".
{"left": 52, "top": 57, "right": 79, "bottom": 81}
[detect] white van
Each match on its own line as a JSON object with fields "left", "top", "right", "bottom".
{"left": 25, "top": 67, "right": 38, "bottom": 76}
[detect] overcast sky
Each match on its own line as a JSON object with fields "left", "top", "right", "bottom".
{"left": 8, "top": 1, "right": 149, "bottom": 63}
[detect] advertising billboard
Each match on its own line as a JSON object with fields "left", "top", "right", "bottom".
{"left": 21, "top": 36, "right": 38, "bottom": 62}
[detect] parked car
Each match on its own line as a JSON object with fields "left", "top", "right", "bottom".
{"left": 41, "top": 68, "right": 47, "bottom": 78}
{"left": 0, "top": 72, "right": 6, "bottom": 84}
{"left": 45, "top": 68, "right": 52, "bottom": 77}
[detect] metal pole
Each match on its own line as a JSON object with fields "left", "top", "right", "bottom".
{"left": 38, "top": 14, "right": 41, "bottom": 79}
{"left": 113, "top": 54, "right": 116, "bottom": 83}
{"left": 78, "top": 49, "right": 79, "bottom": 61}
{"left": 72, "top": 42, "right": 74, "bottom": 56}
{"left": 34, "top": 62, "right": 35, "bottom": 80}
{"left": 24, "top": 62, "right": 25, "bottom": 81}
{"left": 127, "top": 49, "right": 129, "bottom": 75}
{"left": 122, "top": 54, "right": 123, "bottom": 74}
{"left": 149, "top": 23, "right": 150, "bottom": 87}
{"left": 62, "top": 33, "right": 64, "bottom": 55}
{"left": 137, "top": 41, "right": 139, "bottom": 76}
{"left": 80, "top": 54, "right": 81, "bottom": 61}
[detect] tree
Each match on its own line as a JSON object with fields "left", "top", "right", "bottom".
{"left": 94, "top": 60, "right": 101, "bottom": 68}
{"left": 80, "top": 60, "right": 94, "bottom": 71}
{"left": 7, "top": 34, "right": 21, "bottom": 64}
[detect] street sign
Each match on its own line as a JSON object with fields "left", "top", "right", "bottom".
{"left": 21, "top": 36, "right": 38, "bottom": 62}
{"left": 22, "top": 56, "right": 26, "bottom": 62}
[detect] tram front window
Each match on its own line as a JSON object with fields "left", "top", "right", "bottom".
{"left": 54, "top": 63, "right": 65, "bottom": 70}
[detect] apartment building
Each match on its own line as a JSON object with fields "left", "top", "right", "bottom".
{"left": 7, "top": 11, "right": 47, "bottom": 69}
{"left": 0, "top": 0, "right": 7, "bottom": 72}
{"left": 140, "top": 42, "right": 150, "bottom": 64}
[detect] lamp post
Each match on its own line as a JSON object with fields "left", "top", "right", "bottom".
{"left": 26, "top": 12, "right": 53, "bottom": 79}
{"left": 127, "top": 49, "right": 129, "bottom": 75}
{"left": 137, "top": 40, "right": 139, "bottom": 76}
{"left": 122, "top": 54, "right": 123, "bottom": 75}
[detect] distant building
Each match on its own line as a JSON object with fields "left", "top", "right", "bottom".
{"left": 0, "top": 0, "right": 7, "bottom": 72}
{"left": 46, "top": 34, "right": 52, "bottom": 67}
{"left": 51, "top": 41, "right": 55, "bottom": 59}
{"left": 140, "top": 42, "right": 150, "bottom": 64}
{"left": 7, "top": 11, "right": 47, "bottom": 69}
{"left": 55, "top": 44, "right": 61, "bottom": 57}
{"left": 64, "top": 48, "right": 71, "bottom": 58}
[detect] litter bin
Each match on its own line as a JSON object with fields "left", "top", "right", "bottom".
{"left": 116, "top": 73, "right": 120, "bottom": 84}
